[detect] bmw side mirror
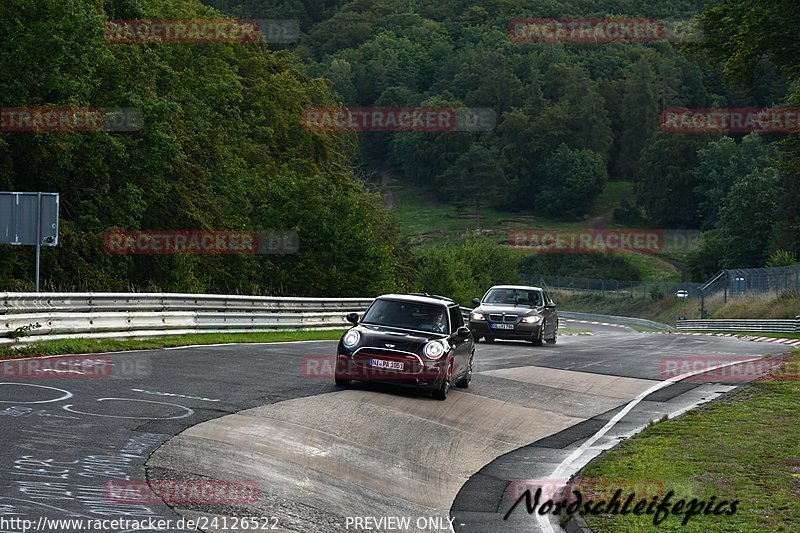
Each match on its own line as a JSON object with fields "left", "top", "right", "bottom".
{"left": 345, "top": 312, "right": 359, "bottom": 324}
{"left": 472, "top": 298, "right": 480, "bottom": 305}
{"left": 545, "top": 303, "right": 556, "bottom": 309}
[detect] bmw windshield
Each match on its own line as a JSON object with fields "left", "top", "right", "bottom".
{"left": 482, "top": 289, "right": 543, "bottom": 307}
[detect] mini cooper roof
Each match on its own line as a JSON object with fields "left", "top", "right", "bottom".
{"left": 376, "top": 293, "right": 457, "bottom": 306}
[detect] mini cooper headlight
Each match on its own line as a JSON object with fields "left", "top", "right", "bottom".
{"left": 423, "top": 340, "right": 446, "bottom": 360}
{"left": 342, "top": 330, "right": 361, "bottom": 348}
{"left": 521, "top": 315, "right": 543, "bottom": 324}
{"left": 471, "top": 312, "right": 485, "bottom": 321}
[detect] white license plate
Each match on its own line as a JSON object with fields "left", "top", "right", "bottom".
{"left": 491, "top": 323, "right": 514, "bottom": 330}
{"left": 370, "top": 359, "right": 404, "bottom": 370}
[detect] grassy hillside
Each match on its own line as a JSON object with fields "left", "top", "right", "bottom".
{"left": 391, "top": 178, "right": 683, "bottom": 282}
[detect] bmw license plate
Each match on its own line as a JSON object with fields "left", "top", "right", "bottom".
{"left": 491, "top": 323, "right": 514, "bottom": 330}
{"left": 370, "top": 359, "right": 404, "bottom": 370}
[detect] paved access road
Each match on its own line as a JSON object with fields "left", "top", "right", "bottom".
{"left": 0, "top": 324, "right": 783, "bottom": 533}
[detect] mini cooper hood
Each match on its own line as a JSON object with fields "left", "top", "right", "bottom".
{"left": 352, "top": 323, "right": 448, "bottom": 351}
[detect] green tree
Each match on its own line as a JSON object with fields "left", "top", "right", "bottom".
{"left": 544, "top": 64, "right": 614, "bottom": 161}
{"left": 716, "top": 167, "right": 781, "bottom": 268}
{"left": 538, "top": 144, "right": 607, "bottom": 220}
{"left": 692, "top": 134, "right": 776, "bottom": 230}
{"left": 695, "top": 0, "right": 800, "bottom": 256}
{"left": 615, "top": 59, "right": 659, "bottom": 180}
{"left": 0, "top": 0, "right": 410, "bottom": 296}
{"left": 416, "top": 236, "right": 520, "bottom": 306}
{"left": 437, "top": 143, "right": 506, "bottom": 229}
{"left": 636, "top": 132, "right": 713, "bottom": 228}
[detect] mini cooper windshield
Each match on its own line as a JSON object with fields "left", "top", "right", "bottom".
{"left": 360, "top": 299, "right": 449, "bottom": 334}
{"left": 482, "top": 288, "right": 543, "bottom": 307}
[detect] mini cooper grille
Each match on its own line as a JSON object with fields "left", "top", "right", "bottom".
{"left": 353, "top": 349, "right": 424, "bottom": 374}
{"left": 489, "top": 314, "right": 519, "bottom": 322}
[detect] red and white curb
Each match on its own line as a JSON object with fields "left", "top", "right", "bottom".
{"left": 657, "top": 331, "right": 800, "bottom": 347}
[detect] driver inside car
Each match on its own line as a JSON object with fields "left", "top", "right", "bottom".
{"left": 420, "top": 309, "right": 447, "bottom": 333}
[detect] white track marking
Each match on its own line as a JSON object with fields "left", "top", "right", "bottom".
{"left": 536, "top": 354, "right": 766, "bottom": 533}
{"left": 62, "top": 398, "right": 194, "bottom": 419}
{"left": 0, "top": 383, "right": 73, "bottom": 404}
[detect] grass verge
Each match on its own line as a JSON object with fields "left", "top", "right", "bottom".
{"left": 553, "top": 291, "right": 800, "bottom": 325}
{"left": 0, "top": 330, "right": 346, "bottom": 359}
{"left": 553, "top": 291, "right": 699, "bottom": 325}
{"left": 696, "top": 331, "right": 800, "bottom": 340}
{"left": 580, "top": 351, "right": 800, "bottom": 532}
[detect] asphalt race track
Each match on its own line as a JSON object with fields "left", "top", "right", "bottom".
{"left": 0, "top": 323, "right": 786, "bottom": 533}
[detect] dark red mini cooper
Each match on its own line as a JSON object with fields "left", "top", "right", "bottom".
{"left": 335, "top": 293, "right": 474, "bottom": 400}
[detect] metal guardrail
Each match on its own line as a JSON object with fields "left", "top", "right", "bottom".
{"left": 560, "top": 311, "right": 674, "bottom": 331}
{"left": 12, "top": 291, "right": 794, "bottom": 343}
{"left": 0, "top": 292, "right": 373, "bottom": 314}
{"left": 0, "top": 293, "right": 476, "bottom": 346}
{"left": 0, "top": 293, "right": 375, "bottom": 346}
{"left": 676, "top": 317, "right": 800, "bottom": 333}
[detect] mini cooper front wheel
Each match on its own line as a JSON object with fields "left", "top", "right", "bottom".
{"left": 432, "top": 361, "right": 452, "bottom": 400}
{"left": 455, "top": 353, "right": 473, "bottom": 389}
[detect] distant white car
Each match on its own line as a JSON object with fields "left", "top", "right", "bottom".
{"left": 675, "top": 290, "right": 689, "bottom": 298}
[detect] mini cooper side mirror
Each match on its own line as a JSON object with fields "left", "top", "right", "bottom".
{"left": 345, "top": 312, "right": 359, "bottom": 324}
{"left": 471, "top": 297, "right": 480, "bottom": 305}
{"left": 454, "top": 326, "right": 471, "bottom": 340}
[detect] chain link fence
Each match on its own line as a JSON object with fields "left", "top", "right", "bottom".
{"left": 701, "top": 266, "right": 800, "bottom": 297}
{"left": 698, "top": 266, "right": 800, "bottom": 318}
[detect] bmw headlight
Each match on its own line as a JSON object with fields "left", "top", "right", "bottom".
{"left": 423, "top": 340, "right": 446, "bottom": 360}
{"left": 342, "top": 330, "right": 361, "bottom": 348}
{"left": 521, "top": 315, "right": 543, "bottom": 324}
{"left": 471, "top": 312, "right": 485, "bottom": 321}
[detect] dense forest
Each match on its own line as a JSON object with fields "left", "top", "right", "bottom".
{"left": 1, "top": 0, "right": 798, "bottom": 298}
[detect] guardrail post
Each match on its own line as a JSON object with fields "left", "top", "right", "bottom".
{"left": 700, "top": 290, "right": 705, "bottom": 320}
